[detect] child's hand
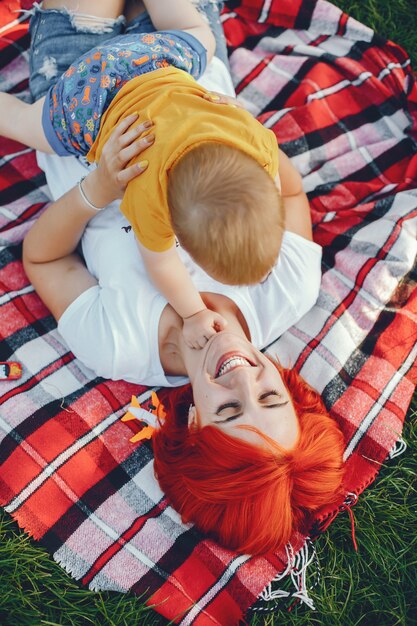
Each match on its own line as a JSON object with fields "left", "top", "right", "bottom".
{"left": 183, "top": 308, "right": 227, "bottom": 349}
{"left": 89, "top": 113, "right": 155, "bottom": 206}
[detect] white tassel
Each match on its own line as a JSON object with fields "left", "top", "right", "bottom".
{"left": 253, "top": 539, "right": 319, "bottom": 613}
{"left": 388, "top": 436, "right": 407, "bottom": 459}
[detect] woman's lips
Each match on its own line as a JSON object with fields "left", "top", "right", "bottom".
{"left": 215, "top": 352, "right": 254, "bottom": 378}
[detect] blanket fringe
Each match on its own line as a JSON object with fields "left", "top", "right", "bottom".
{"left": 250, "top": 538, "right": 319, "bottom": 614}
{"left": 388, "top": 436, "right": 407, "bottom": 459}
{"left": 2, "top": 510, "right": 115, "bottom": 590}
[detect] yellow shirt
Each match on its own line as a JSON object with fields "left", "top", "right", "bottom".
{"left": 88, "top": 67, "right": 279, "bottom": 252}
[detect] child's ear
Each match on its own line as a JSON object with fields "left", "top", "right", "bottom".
{"left": 188, "top": 404, "right": 197, "bottom": 431}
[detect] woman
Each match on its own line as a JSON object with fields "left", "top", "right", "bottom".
{"left": 23, "top": 116, "right": 345, "bottom": 555}
{"left": 22, "top": 1, "right": 345, "bottom": 555}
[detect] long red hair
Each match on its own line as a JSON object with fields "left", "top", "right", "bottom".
{"left": 153, "top": 362, "right": 345, "bottom": 555}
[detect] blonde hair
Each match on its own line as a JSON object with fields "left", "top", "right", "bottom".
{"left": 168, "top": 143, "right": 284, "bottom": 285}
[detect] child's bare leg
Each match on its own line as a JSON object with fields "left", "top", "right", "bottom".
{"left": 124, "top": 0, "right": 146, "bottom": 23}
{"left": 42, "top": 0, "right": 125, "bottom": 18}
{"left": 6, "top": 1, "right": 126, "bottom": 151}
{"left": 0, "top": 94, "right": 53, "bottom": 152}
{"left": 141, "top": 0, "right": 216, "bottom": 61}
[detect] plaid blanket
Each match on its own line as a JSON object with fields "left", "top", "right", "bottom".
{"left": 1, "top": 0, "right": 417, "bottom": 623}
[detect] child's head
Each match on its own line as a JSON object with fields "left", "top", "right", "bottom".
{"left": 168, "top": 143, "right": 284, "bottom": 285}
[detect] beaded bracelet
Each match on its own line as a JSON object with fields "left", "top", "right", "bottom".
{"left": 78, "top": 175, "right": 104, "bottom": 212}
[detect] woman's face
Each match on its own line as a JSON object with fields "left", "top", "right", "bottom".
{"left": 187, "top": 332, "right": 299, "bottom": 449}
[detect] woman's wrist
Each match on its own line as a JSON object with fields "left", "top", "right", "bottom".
{"left": 81, "top": 169, "right": 115, "bottom": 210}
{"left": 78, "top": 176, "right": 106, "bottom": 212}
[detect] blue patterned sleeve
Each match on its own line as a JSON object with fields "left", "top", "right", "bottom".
{"left": 159, "top": 30, "right": 207, "bottom": 78}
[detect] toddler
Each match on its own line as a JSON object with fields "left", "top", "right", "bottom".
{"left": 0, "top": 0, "right": 282, "bottom": 348}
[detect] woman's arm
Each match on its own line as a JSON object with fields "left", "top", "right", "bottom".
{"left": 23, "top": 114, "right": 152, "bottom": 320}
{"left": 278, "top": 149, "right": 313, "bottom": 241}
{"left": 23, "top": 188, "right": 99, "bottom": 320}
{"left": 142, "top": 0, "right": 216, "bottom": 62}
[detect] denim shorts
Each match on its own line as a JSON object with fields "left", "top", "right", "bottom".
{"left": 28, "top": 1, "right": 228, "bottom": 102}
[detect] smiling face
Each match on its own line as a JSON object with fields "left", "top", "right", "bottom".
{"left": 187, "top": 332, "right": 299, "bottom": 449}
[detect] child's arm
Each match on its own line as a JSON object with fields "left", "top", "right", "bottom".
{"left": 0, "top": 93, "right": 53, "bottom": 152}
{"left": 278, "top": 149, "right": 313, "bottom": 241}
{"left": 142, "top": 0, "right": 216, "bottom": 63}
{"left": 138, "top": 242, "right": 227, "bottom": 349}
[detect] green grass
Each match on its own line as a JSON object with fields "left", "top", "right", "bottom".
{"left": 1, "top": 401, "right": 416, "bottom": 626}
{"left": 333, "top": 0, "right": 417, "bottom": 68}
{"left": 1, "top": 2, "right": 417, "bottom": 625}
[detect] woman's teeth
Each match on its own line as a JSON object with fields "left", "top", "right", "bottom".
{"left": 217, "top": 356, "right": 251, "bottom": 377}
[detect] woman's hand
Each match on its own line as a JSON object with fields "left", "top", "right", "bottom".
{"left": 203, "top": 91, "right": 246, "bottom": 110}
{"left": 82, "top": 113, "right": 155, "bottom": 208}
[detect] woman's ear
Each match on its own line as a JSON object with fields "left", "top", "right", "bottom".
{"left": 188, "top": 404, "right": 197, "bottom": 431}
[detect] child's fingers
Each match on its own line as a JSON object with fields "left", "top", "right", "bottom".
{"left": 118, "top": 133, "right": 154, "bottom": 164}
{"left": 117, "top": 160, "right": 149, "bottom": 186}
{"left": 185, "top": 337, "right": 198, "bottom": 349}
{"left": 213, "top": 313, "right": 227, "bottom": 332}
{"left": 197, "top": 328, "right": 215, "bottom": 348}
{"left": 186, "top": 335, "right": 207, "bottom": 350}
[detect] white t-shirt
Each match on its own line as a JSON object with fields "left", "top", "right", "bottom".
{"left": 56, "top": 203, "right": 321, "bottom": 386}
{"left": 37, "top": 57, "right": 322, "bottom": 387}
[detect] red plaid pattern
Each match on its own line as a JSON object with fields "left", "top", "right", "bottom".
{"left": 1, "top": 1, "right": 416, "bottom": 623}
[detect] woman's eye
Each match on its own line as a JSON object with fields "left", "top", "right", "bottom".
{"left": 220, "top": 408, "right": 241, "bottom": 420}
{"left": 259, "top": 390, "right": 283, "bottom": 405}
{"left": 215, "top": 403, "right": 241, "bottom": 421}
{"left": 223, "top": 411, "right": 242, "bottom": 421}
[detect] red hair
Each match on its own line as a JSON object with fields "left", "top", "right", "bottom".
{"left": 153, "top": 362, "right": 345, "bottom": 555}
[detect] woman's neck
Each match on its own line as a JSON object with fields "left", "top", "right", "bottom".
{"left": 158, "top": 292, "right": 250, "bottom": 376}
